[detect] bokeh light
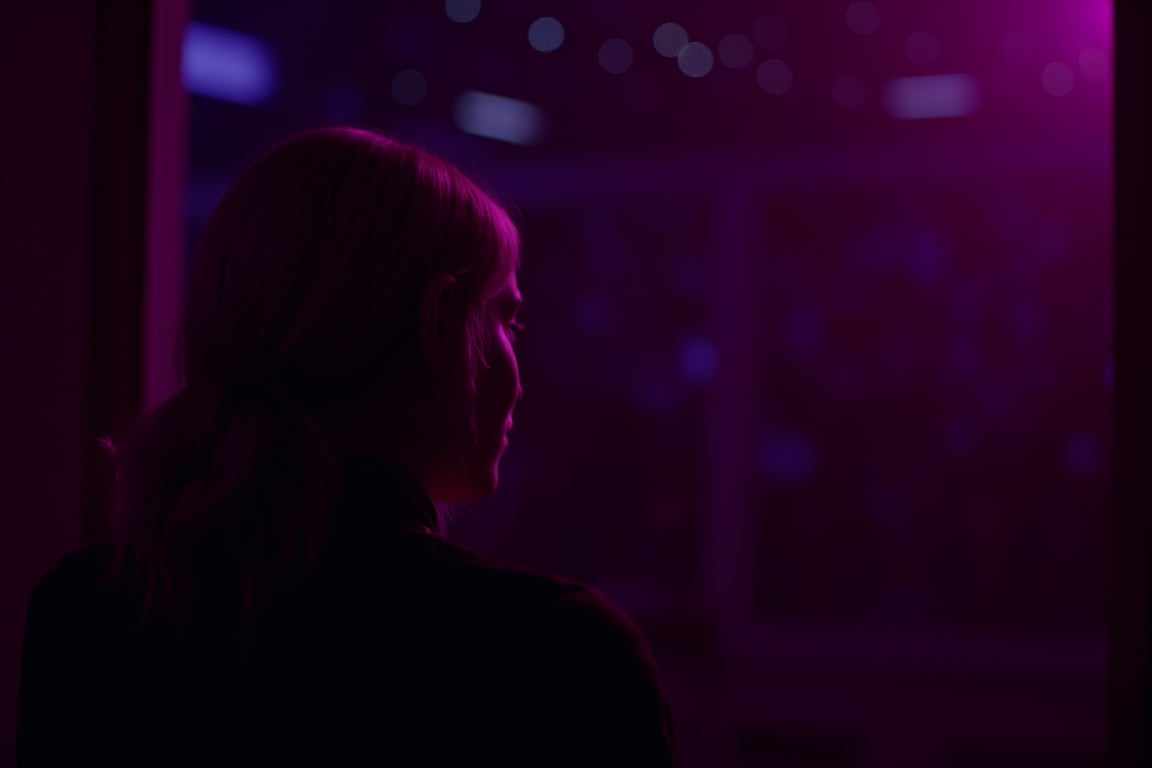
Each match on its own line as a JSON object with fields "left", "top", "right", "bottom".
{"left": 1065, "top": 434, "right": 1102, "bottom": 477}
{"left": 754, "top": 16, "right": 789, "bottom": 51}
{"left": 444, "top": 0, "right": 480, "bottom": 24}
{"left": 453, "top": 90, "right": 546, "bottom": 146}
{"left": 528, "top": 17, "right": 565, "bottom": 53}
{"left": 845, "top": 2, "right": 881, "bottom": 36}
{"left": 680, "top": 334, "right": 718, "bottom": 383}
{"left": 883, "top": 74, "right": 980, "bottom": 119}
{"left": 677, "top": 42, "right": 714, "bottom": 78}
{"left": 324, "top": 84, "right": 362, "bottom": 123}
{"left": 181, "top": 22, "right": 278, "bottom": 106}
{"left": 598, "top": 38, "right": 633, "bottom": 75}
{"left": 758, "top": 435, "right": 817, "bottom": 484}
{"left": 390, "top": 69, "right": 428, "bottom": 106}
{"left": 1079, "top": 48, "right": 1107, "bottom": 81}
{"left": 904, "top": 30, "right": 939, "bottom": 66}
{"left": 832, "top": 73, "right": 867, "bottom": 111}
{"left": 653, "top": 22, "right": 689, "bottom": 58}
{"left": 1001, "top": 32, "right": 1032, "bottom": 67}
{"left": 757, "top": 59, "right": 793, "bottom": 95}
{"left": 785, "top": 305, "right": 823, "bottom": 350}
{"left": 1041, "top": 62, "right": 1074, "bottom": 96}
{"left": 718, "top": 33, "right": 754, "bottom": 69}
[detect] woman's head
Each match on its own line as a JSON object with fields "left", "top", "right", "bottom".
{"left": 182, "top": 127, "right": 523, "bottom": 503}
{"left": 105, "top": 128, "right": 522, "bottom": 624}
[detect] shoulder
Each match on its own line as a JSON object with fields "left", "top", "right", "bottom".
{"left": 406, "top": 533, "right": 583, "bottom": 605}
{"left": 22, "top": 539, "right": 151, "bottom": 649}
{"left": 19, "top": 541, "right": 124, "bottom": 705}
{"left": 538, "top": 583, "right": 668, "bottom": 698}
{"left": 25, "top": 539, "right": 117, "bottom": 618}
{"left": 420, "top": 538, "right": 676, "bottom": 760}
{"left": 413, "top": 535, "right": 661, "bottom": 670}
{"left": 515, "top": 581, "right": 677, "bottom": 762}
{"left": 545, "top": 582, "right": 657, "bottom": 660}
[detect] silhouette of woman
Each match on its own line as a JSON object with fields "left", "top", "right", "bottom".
{"left": 16, "top": 128, "right": 676, "bottom": 766}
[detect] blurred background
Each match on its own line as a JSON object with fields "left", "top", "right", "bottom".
{"left": 181, "top": 2, "right": 1112, "bottom": 765}
{"left": 0, "top": 0, "right": 1113, "bottom": 766}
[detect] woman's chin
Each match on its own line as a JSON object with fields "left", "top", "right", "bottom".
{"left": 471, "top": 462, "right": 501, "bottom": 500}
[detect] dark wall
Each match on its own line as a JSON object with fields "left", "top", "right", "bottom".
{"left": 1113, "top": 0, "right": 1152, "bottom": 764}
{"left": 0, "top": 1, "right": 160, "bottom": 761}
{"left": 0, "top": 2, "right": 99, "bottom": 759}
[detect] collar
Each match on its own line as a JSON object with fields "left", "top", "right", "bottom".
{"left": 332, "top": 451, "right": 441, "bottom": 539}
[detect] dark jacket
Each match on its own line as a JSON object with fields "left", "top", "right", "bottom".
{"left": 16, "top": 455, "right": 676, "bottom": 766}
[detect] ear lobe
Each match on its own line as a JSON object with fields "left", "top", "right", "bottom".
{"left": 418, "top": 272, "right": 459, "bottom": 371}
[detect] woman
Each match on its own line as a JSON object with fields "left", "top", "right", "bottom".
{"left": 16, "top": 128, "right": 676, "bottom": 765}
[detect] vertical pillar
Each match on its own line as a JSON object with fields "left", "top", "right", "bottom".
{"left": 1112, "top": 0, "right": 1152, "bottom": 766}
{"left": 0, "top": 0, "right": 189, "bottom": 757}
{"left": 142, "top": 0, "right": 190, "bottom": 416}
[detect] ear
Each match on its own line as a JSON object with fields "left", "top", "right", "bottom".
{"left": 418, "top": 272, "right": 461, "bottom": 372}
